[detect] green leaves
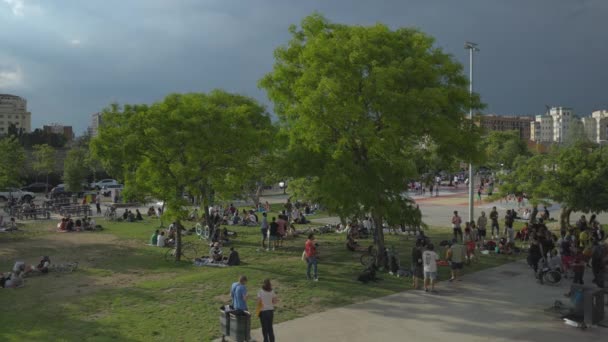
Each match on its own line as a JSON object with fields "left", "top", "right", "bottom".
{"left": 63, "top": 147, "right": 88, "bottom": 192}
{"left": 482, "top": 130, "right": 531, "bottom": 170}
{"left": 0, "top": 137, "right": 26, "bottom": 188}
{"left": 260, "top": 14, "right": 482, "bottom": 222}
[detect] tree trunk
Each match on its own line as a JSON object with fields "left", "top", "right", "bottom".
{"left": 45, "top": 173, "right": 50, "bottom": 195}
{"left": 175, "top": 219, "right": 182, "bottom": 262}
{"left": 251, "top": 185, "right": 263, "bottom": 208}
{"left": 559, "top": 207, "right": 572, "bottom": 232}
{"left": 371, "top": 212, "right": 386, "bottom": 269}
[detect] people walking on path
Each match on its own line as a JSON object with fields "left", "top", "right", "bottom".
{"left": 95, "top": 194, "right": 101, "bottom": 215}
{"left": 422, "top": 244, "right": 439, "bottom": 293}
{"left": 305, "top": 234, "right": 318, "bottom": 281}
{"left": 257, "top": 279, "right": 278, "bottom": 342}
{"left": 451, "top": 211, "right": 462, "bottom": 242}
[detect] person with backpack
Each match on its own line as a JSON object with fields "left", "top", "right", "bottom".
{"left": 490, "top": 207, "right": 500, "bottom": 239}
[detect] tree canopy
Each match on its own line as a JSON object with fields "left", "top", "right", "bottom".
{"left": 260, "top": 14, "right": 483, "bottom": 257}
{"left": 32, "top": 144, "right": 56, "bottom": 192}
{"left": 63, "top": 147, "right": 88, "bottom": 192}
{"left": 482, "top": 130, "right": 530, "bottom": 170}
{"left": 0, "top": 137, "right": 26, "bottom": 188}
{"left": 500, "top": 143, "right": 608, "bottom": 230}
{"left": 91, "top": 90, "right": 273, "bottom": 259}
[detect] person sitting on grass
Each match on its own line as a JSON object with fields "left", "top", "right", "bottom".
{"left": 227, "top": 247, "right": 240, "bottom": 266}
{"left": 135, "top": 209, "right": 143, "bottom": 221}
{"left": 516, "top": 223, "right": 530, "bottom": 242}
{"left": 122, "top": 209, "right": 129, "bottom": 221}
{"left": 75, "top": 219, "right": 83, "bottom": 232}
{"left": 147, "top": 207, "right": 156, "bottom": 217}
{"left": 150, "top": 230, "right": 159, "bottom": 246}
{"left": 1, "top": 271, "right": 23, "bottom": 288}
{"left": 157, "top": 231, "right": 167, "bottom": 247}
{"left": 36, "top": 256, "right": 51, "bottom": 274}
{"left": 210, "top": 242, "right": 223, "bottom": 263}
{"left": 7, "top": 217, "right": 17, "bottom": 231}
{"left": 66, "top": 218, "right": 74, "bottom": 232}
{"left": 346, "top": 234, "right": 364, "bottom": 252}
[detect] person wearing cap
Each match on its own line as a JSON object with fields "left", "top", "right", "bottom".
{"left": 210, "top": 242, "right": 223, "bottom": 263}
{"left": 447, "top": 238, "right": 465, "bottom": 282}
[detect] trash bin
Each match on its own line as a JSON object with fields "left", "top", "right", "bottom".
{"left": 219, "top": 306, "right": 231, "bottom": 339}
{"left": 229, "top": 311, "right": 251, "bottom": 342}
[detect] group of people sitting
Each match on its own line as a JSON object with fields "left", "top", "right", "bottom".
{"left": 57, "top": 216, "right": 98, "bottom": 232}
{"left": 122, "top": 209, "right": 143, "bottom": 222}
{"left": 208, "top": 242, "right": 240, "bottom": 265}
{"left": 147, "top": 207, "right": 163, "bottom": 217}
{"left": 1, "top": 257, "right": 51, "bottom": 289}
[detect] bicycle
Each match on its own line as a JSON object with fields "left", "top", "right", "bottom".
{"left": 50, "top": 262, "right": 79, "bottom": 273}
{"left": 164, "top": 242, "right": 199, "bottom": 262}
{"left": 104, "top": 207, "right": 117, "bottom": 221}
{"left": 360, "top": 245, "right": 379, "bottom": 268}
{"left": 195, "top": 223, "right": 210, "bottom": 240}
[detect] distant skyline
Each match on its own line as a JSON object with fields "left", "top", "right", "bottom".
{"left": 1, "top": 0, "right": 606, "bottom": 134}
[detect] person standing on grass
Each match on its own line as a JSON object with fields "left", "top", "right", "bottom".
{"left": 451, "top": 211, "right": 463, "bottom": 242}
{"left": 504, "top": 210, "right": 514, "bottom": 237}
{"left": 477, "top": 211, "right": 487, "bottom": 245}
{"left": 95, "top": 193, "right": 101, "bottom": 215}
{"left": 276, "top": 214, "right": 287, "bottom": 247}
{"left": 305, "top": 234, "right": 319, "bottom": 281}
{"left": 231, "top": 275, "right": 248, "bottom": 314}
{"left": 269, "top": 217, "right": 279, "bottom": 251}
{"left": 447, "top": 239, "right": 465, "bottom": 281}
{"left": 490, "top": 207, "right": 500, "bottom": 239}
{"left": 411, "top": 240, "right": 424, "bottom": 290}
{"left": 261, "top": 212, "right": 269, "bottom": 250}
{"left": 258, "top": 279, "right": 278, "bottom": 342}
{"left": 422, "top": 243, "right": 439, "bottom": 293}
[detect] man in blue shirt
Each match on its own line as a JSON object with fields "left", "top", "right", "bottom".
{"left": 231, "top": 275, "right": 248, "bottom": 312}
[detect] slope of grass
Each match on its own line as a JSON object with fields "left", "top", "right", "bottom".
{"left": 0, "top": 216, "right": 519, "bottom": 341}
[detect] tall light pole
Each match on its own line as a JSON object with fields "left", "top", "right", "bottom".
{"left": 465, "top": 41, "right": 479, "bottom": 223}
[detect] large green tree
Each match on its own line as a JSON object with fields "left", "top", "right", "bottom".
{"left": 260, "top": 14, "right": 482, "bottom": 263}
{"left": 483, "top": 130, "right": 530, "bottom": 170}
{"left": 91, "top": 90, "right": 272, "bottom": 260}
{"left": 32, "top": 144, "right": 56, "bottom": 193}
{"left": 63, "top": 147, "right": 88, "bottom": 192}
{"left": 500, "top": 143, "right": 608, "bottom": 230}
{"left": 0, "top": 137, "right": 26, "bottom": 189}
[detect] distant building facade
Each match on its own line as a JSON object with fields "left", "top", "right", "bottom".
{"left": 530, "top": 106, "right": 574, "bottom": 144}
{"left": 43, "top": 124, "right": 74, "bottom": 142}
{"left": 88, "top": 112, "right": 104, "bottom": 137}
{"left": 581, "top": 110, "right": 608, "bottom": 144}
{"left": 0, "top": 94, "right": 32, "bottom": 134}
{"left": 478, "top": 114, "right": 533, "bottom": 140}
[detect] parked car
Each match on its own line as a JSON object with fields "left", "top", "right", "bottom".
{"left": 21, "top": 182, "right": 53, "bottom": 193}
{"left": 90, "top": 179, "right": 118, "bottom": 190}
{"left": 49, "top": 184, "right": 85, "bottom": 199}
{"left": 0, "top": 188, "right": 36, "bottom": 203}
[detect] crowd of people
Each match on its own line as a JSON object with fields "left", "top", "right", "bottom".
{"left": 56, "top": 216, "right": 98, "bottom": 232}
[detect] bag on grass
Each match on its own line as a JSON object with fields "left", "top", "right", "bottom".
{"left": 301, "top": 250, "right": 306, "bottom": 262}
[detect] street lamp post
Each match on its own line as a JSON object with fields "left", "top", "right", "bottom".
{"left": 465, "top": 41, "right": 479, "bottom": 223}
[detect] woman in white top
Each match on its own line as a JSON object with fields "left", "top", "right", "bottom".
{"left": 257, "top": 279, "right": 278, "bottom": 342}
{"left": 157, "top": 231, "right": 166, "bottom": 247}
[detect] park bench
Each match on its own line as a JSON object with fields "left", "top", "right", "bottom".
{"left": 59, "top": 205, "right": 92, "bottom": 217}
{"left": 16, "top": 207, "right": 51, "bottom": 220}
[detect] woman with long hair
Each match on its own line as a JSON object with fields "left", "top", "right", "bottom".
{"left": 257, "top": 278, "right": 278, "bottom": 342}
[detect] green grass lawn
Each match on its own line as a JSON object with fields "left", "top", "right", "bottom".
{"left": 0, "top": 216, "right": 521, "bottom": 342}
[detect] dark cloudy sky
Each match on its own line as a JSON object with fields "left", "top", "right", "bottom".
{"left": 1, "top": 0, "right": 606, "bottom": 133}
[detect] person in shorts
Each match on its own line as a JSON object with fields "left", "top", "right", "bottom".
{"left": 447, "top": 239, "right": 465, "bottom": 281}
{"left": 451, "top": 211, "right": 462, "bottom": 242}
{"left": 422, "top": 243, "right": 439, "bottom": 293}
{"left": 260, "top": 212, "right": 269, "bottom": 249}
{"left": 411, "top": 240, "right": 424, "bottom": 290}
{"left": 268, "top": 217, "right": 279, "bottom": 251}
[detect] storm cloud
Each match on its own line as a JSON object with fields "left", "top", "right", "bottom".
{"left": 0, "top": 0, "right": 606, "bottom": 133}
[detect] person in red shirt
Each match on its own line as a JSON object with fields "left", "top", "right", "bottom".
{"left": 305, "top": 234, "right": 318, "bottom": 281}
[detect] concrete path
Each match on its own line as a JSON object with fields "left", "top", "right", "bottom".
{"left": 244, "top": 260, "right": 606, "bottom": 342}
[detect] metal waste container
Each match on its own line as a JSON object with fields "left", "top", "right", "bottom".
{"left": 229, "top": 311, "right": 251, "bottom": 342}
{"left": 219, "top": 306, "right": 231, "bottom": 339}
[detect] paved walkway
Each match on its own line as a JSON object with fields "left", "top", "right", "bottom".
{"left": 243, "top": 260, "right": 606, "bottom": 342}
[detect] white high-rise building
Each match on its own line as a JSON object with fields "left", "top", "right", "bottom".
{"left": 0, "top": 94, "right": 32, "bottom": 135}
{"left": 530, "top": 114, "right": 553, "bottom": 143}
{"left": 548, "top": 106, "right": 573, "bottom": 144}
{"left": 89, "top": 112, "right": 104, "bottom": 137}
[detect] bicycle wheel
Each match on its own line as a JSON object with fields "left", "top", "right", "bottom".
{"left": 543, "top": 270, "right": 562, "bottom": 285}
{"left": 360, "top": 253, "right": 375, "bottom": 267}
{"left": 164, "top": 248, "right": 176, "bottom": 262}
{"left": 181, "top": 244, "right": 199, "bottom": 261}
